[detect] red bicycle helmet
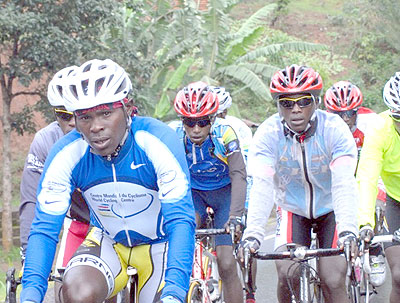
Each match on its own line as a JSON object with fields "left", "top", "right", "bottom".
{"left": 174, "top": 81, "right": 219, "bottom": 118}
{"left": 324, "top": 81, "right": 363, "bottom": 111}
{"left": 270, "top": 64, "right": 323, "bottom": 99}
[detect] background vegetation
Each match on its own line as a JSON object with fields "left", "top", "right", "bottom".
{"left": 1, "top": 0, "right": 399, "bottom": 295}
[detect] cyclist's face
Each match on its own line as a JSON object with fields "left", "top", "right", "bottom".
{"left": 183, "top": 117, "right": 212, "bottom": 145}
{"left": 54, "top": 107, "right": 75, "bottom": 135}
{"left": 330, "top": 110, "right": 357, "bottom": 130}
{"left": 75, "top": 107, "right": 127, "bottom": 156}
{"left": 278, "top": 93, "right": 316, "bottom": 133}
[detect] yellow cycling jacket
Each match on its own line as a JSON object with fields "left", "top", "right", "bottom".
{"left": 357, "top": 110, "right": 400, "bottom": 227}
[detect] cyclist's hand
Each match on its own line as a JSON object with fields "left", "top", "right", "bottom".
{"left": 359, "top": 225, "right": 374, "bottom": 243}
{"left": 158, "top": 295, "right": 181, "bottom": 303}
{"left": 238, "top": 237, "right": 260, "bottom": 263}
{"left": 225, "top": 215, "right": 243, "bottom": 243}
{"left": 337, "top": 231, "right": 358, "bottom": 263}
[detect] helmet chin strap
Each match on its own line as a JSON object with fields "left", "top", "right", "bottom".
{"left": 103, "top": 101, "right": 131, "bottom": 161}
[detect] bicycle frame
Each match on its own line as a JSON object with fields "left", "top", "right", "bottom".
{"left": 354, "top": 230, "right": 400, "bottom": 302}
{"left": 187, "top": 228, "right": 227, "bottom": 303}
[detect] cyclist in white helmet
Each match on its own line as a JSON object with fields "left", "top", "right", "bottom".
{"left": 357, "top": 71, "right": 400, "bottom": 303}
{"left": 19, "top": 66, "right": 93, "bottom": 303}
{"left": 20, "top": 59, "right": 195, "bottom": 303}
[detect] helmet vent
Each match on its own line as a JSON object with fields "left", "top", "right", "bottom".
{"left": 298, "top": 78, "right": 307, "bottom": 87}
{"left": 56, "top": 85, "right": 63, "bottom": 96}
{"left": 95, "top": 78, "right": 105, "bottom": 96}
{"left": 81, "top": 80, "right": 89, "bottom": 95}
{"left": 70, "top": 85, "right": 78, "bottom": 98}
{"left": 290, "top": 66, "right": 295, "bottom": 82}
{"left": 115, "top": 79, "right": 126, "bottom": 94}
{"left": 82, "top": 63, "right": 92, "bottom": 73}
{"left": 311, "top": 78, "right": 319, "bottom": 86}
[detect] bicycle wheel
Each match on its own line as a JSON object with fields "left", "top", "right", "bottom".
{"left": 187, "top": 281, "right": 203, "bottom": 303}
{"left": 203, "top": 251, "right": 223, "bottom": 302}
{"left": 348, "top": 282, "right": 362, "bottom": 303}
{"left": 5, "top": 268, "right": 17, "bottom": 303}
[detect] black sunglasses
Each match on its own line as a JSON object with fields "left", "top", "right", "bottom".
{"left": 54, "top": 109, "right": 74, "bottom": 122}
{"left": 182, "top": 118, "right": 211, "bottom": 128}
{"left": 332, "top": 110, "right": 357, "bottom": 118}
{"left": 278, "top": 95, "right": 314, "bottom": 109}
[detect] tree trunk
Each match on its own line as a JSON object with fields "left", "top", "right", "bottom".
{"left": 1, "top": 90, "right": 13, "bottom": 252}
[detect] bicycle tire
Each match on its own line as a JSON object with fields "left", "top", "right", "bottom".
{"left": 202, "top": 250, "right": 223, "bottom": 302}
{"left": 348, "top": 282, "right": 361, "bottom": 303}
{"left": 5, "top": 268, "right": 17, "bottom": 303}
{"left": 186, "top": 281, "right": 203, "bottom": 303}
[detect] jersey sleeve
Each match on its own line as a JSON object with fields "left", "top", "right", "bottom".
{"left": 326, "top": 115, "right": 359, "bottom": 236}
{"left": 19, "top": 133, "right": 49, "bottom": 257}
{"left": 21, "top": 134, "right": 81, "bottom": 303}
{"left": 356, "top": 115, "right": 387, "bottom": 227}
{"left": 19, "top": 123, "right": 63, "bottom": 258}
{"left": 243, "top": 119, "right": 277, "bottom": 244}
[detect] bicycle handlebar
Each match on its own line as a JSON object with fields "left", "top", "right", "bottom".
{"left": 253, "top": 247, "right": 343, "bottom": 260}
{"left": 195, "top": 228, "right": 228, "bottom": 237}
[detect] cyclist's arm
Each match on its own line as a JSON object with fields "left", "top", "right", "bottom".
{"left": 328, "top": 116, "right": 359, "bottom": 236}
{"left": 19, "top": 128, "right": 56, "bottom": 259}
{"left": 220, "top": 124, "right": 247, "bottom": 217}
{"left": 242, "top": 121, "right": 276, "bottom": 244}
{"left": 227, "top": 149, "right": 247, "bottom": 217}
{"left": 21, "top": 137, "right": 77, "bottom": 303}
{"left": 330, "top": 155, "right": 359, "bottom": 236}
{"left": 356, "top": 117, "right": 386, "bottom": 228}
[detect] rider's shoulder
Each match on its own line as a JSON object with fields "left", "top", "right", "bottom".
{"left": 167, "top": 119, "right": 183, "bottom": 131}
{"left": 132, "top": 116, "right": 178, "bottom": 135}
{"left": 33, "top": 121, "right": 64, "bottom": 143}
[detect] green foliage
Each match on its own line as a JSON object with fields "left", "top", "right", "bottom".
{"left": 175, "top": 1, "right": 327, "bottom": 120}
{"left": 102, "top": 1, "right": 202, "bottom": 118}
{"left": 0, "top": 0, "right": 121, "bottom": 133}
{"left": 343, "top": 0, "right": 400, "bottom": 112}
{"left": 101, "top": 0, "right": 331, "bottom": 122}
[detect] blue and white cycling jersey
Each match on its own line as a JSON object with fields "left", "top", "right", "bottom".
{"left": 169, "top": 118, "right": 241, "bottom": 191}
{"left": 21, "top": 116, "right": 195, "bottom": 303}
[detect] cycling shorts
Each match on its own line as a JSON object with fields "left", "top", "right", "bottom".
{"left": 65, "top": 226, "right": 167, "bottom": 301}
{"left": 54, "top": 218, "right": 90, "bottom": 275}
{"left": 274, "top": 207, "right": 338, "bottom": 250}
{"left": 384, "top": 195, "right": 400, "bottom": 249}
{"left": 192, "top": 184, "right": 231, "bottom": 246}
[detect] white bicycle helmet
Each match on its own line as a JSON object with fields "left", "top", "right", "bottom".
{"left": 211, "top": 86, "right": 232, "bottom": 114}
{"left": 63, "top": 59, "right": 132, "bottom": 112}
{"left": 383, "top": 72, "right": 400, "bottom": 112}
{"left": 47, "top": 65, "right": 78, "bottom": 107}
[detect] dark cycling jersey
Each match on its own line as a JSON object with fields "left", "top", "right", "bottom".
{"left": 169, "top": 118, "right": 246, "bottom": 217}
{"left": 19, "top": 121, "right": 89, "bottom": 257}
{"left": 21, "top": 117, "right": 196, "bottom": 303}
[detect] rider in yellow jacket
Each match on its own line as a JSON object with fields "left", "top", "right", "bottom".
{"left": 357, "top": 71, "right": 400, "bottom": 303}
